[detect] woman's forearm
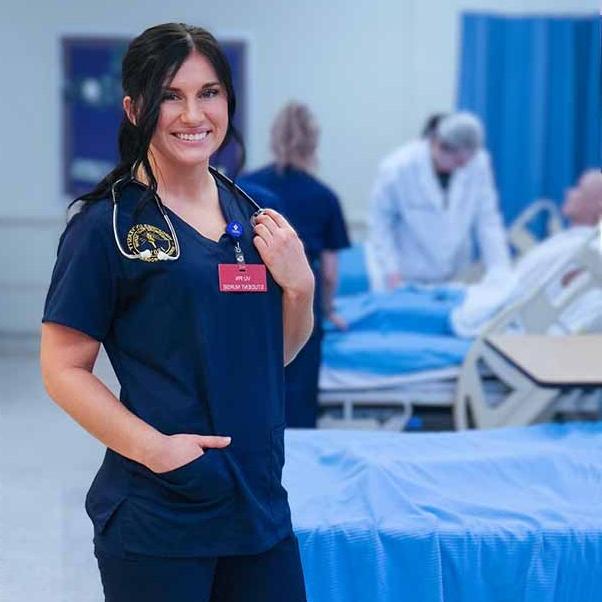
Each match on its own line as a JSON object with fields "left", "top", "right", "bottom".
{"left": 43, "top": 367, "right": 164, "bottom": 466}
{"left": 282, "top": 284, "right": 314, "bottom": 366}
{"left": 320, "top": 251, "right": 338, "bottom": 316}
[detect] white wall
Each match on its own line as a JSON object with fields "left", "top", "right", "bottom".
{"left": 0, "top": 0, "right": 597, "bottom": 334}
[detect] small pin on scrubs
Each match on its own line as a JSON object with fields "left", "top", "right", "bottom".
{"left": 226, "top": 221, "right": 244, "bottom": 239}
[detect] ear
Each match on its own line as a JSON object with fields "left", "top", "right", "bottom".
{"left": 123, "top": 96, "right": 137, "bottom": 126}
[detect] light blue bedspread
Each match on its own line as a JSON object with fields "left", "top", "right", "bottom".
{"left": 326, "top": 286, "right": 464, "bottom": 336}
{"left": 284, "top": 423, "right": 602, "bottom": 601}
{"left": 322, "top": 285, "right": 468, "bottom": 375}
{"left": 322, "top": 331, "right": 471, "bottom": 375}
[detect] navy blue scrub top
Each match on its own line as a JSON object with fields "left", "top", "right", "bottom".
{"left": 234, "top": 180, "right": 283, "bottom": 213}
{"left": 42, "top": 177, "right": 293, "bottom": 558}
{"left": 238, "top": 164, "right": 350, "bottom": 325}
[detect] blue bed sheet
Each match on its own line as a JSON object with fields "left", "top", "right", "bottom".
{"left": 322, "top": 330, "right": 471, "bottom": 375}
{"left": 284, "top": 423, "right": 602, "bottom": 602}
{"left": 326, "top": 286, "right": 464, "bottom": 336}
{"left": 322, "top": 285, "right": 468, "bottom": 375}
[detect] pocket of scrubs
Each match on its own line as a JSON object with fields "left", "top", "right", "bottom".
{"left": 88, "top": 496, "right": 128, "bottom": 535}
{"left": 150, "top": 448, "right": 235, "bottom": 502}
{"left": 155, "top": 450, "right": 206, "bottom": 479}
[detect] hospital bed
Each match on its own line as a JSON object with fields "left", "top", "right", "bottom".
{"left": 507, "top": 198, "right": 564, "bottom": 257}
{"left": 320, "top": 265, "right": 501, "bottom": 430}
{"left": 319, "top": 233, "right": 601, "bottom": 430}
{"left": 455, "top": 231, "right": 602, "bottom": 429}
{"left": 284, "top": 422, "right": 602, "bottom": 602}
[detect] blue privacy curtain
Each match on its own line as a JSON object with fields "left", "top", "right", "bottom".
{"left": 457, "top": 13, "right": 600, "bottom": 224}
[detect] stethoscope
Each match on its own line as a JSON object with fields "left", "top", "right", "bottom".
{"left": 111, "top": 164, "right": 265, "bottom": 261}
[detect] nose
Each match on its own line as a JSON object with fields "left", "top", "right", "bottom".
{"left": 181, "top": 97, "right": 204, "bottom": 124}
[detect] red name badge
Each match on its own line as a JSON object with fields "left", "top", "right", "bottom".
{"left": 218, "top": 264, "right": 268, "bottom": 293}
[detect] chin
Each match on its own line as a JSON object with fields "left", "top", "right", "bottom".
{"left": 171, "top": 151, "right": 215, "bottom": 167}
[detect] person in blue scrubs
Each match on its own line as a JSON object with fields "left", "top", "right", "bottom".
{"left": 238, "top": 102, "right": 350, "bottom": 428}
{"left": 40, "top": 23, "right": 313, "bottom": 602}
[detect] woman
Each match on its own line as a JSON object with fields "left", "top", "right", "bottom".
{"left": 40, "top": 23, "right": 312, "bottom": 602}
{"left": 239, "top": 102, "right": 350, "bottom": 428}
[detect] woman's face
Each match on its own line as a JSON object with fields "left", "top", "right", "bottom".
{"left": 147, "top": 50, "right": 229, "bottom": 170}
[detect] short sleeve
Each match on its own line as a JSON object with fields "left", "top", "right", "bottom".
{"left": 42, "top": 205, "right": 119, "bottom": 342}
{"left": 324, "top": 192, "right": 351, "bottom": 251}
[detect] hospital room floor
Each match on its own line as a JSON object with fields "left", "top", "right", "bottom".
{"left": 1, "top": 339, "right": 116, "bottom": 601}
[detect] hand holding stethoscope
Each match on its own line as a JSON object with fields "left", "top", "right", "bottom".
{"left": 252, "top": 208, "right": 315, "bottom": 295}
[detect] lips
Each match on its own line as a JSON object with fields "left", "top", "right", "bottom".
{"left": 173, "top": 131, "right": 210, "bottom": 142}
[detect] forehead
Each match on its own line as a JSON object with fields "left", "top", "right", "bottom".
{"left": 577, "top": 171, "right": 602, "bottom": 192}
{"left": 169, "top": 50, "right": 219, "bottom": 86}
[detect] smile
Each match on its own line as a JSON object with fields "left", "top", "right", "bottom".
{"left": 173, "top": 131, "right": 210, "bottom": 142}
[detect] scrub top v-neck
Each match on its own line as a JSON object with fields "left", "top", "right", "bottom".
{"left": 42, "top": 176, "right": 293, "bottom": 558}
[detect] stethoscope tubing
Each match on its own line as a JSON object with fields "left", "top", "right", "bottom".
{"left": 111, "top": 164, "right": 264, "bottom": 262}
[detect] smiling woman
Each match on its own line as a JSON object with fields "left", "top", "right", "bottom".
{"left": 40, "top": 22, "right": 311, "bottom": 602}
{"left": 125, "top": 53, "right": 229, "bottom": 173}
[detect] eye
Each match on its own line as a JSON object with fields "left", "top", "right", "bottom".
{"left": 161, "top": 91, "right": 179, "bottom": 101}
{"left": 201, "top": 87, "right": 220, "bottom": 99}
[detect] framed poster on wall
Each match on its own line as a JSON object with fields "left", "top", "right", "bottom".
{"left": 62, "top": 36, "right": 247, "bottom": 197}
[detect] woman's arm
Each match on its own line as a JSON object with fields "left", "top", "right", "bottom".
{"left": 320, "top": 250, "right": 347, "bottom": 330}
{"left": 321, "top": 250, "right": 337, "bottom": 317}
{"left": 282, "top": 284, "right": 314, "bottom": 365}
{"left": 40, "top": 323, "right": 230, "bottom": 471}
{"left": 252, "top": 209, "right": 315, "bottom": 365}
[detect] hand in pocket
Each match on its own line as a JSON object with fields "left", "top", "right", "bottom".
{"left": 144, "top": 433, "right": 232, "bottom": 474}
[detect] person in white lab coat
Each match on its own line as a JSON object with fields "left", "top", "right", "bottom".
{"left": 365, "top": 112, "right": 511, "bottom": 290}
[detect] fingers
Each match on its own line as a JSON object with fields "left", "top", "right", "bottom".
{"left": 254, "top": 223, "right": 274, "bottom": 245}
{"left": 330, "top": 313, "right": 349, "bottom": 331}
{"left": 253, "top": 235, "right": 269, "bottom": 255}
{"left": 197, "top": 435, "right": 232, "bottom": 448}
{"left": 253, "top": 211, "right": 300, "bottom": 250}
{"left": 260, "top": 208, "right": 290, "bottom": 229}
{"left": 253, "top": 212, "right": 280, "bottom": 235}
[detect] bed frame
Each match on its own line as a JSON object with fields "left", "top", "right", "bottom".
{"left": 455, "top": 231, "right": 602, "bottom": 429}
{"left": 318, "top": 231, "right": 601, "bottom": 431}
{"left": 508, "top": 199, "right": 564, "bottom": 257}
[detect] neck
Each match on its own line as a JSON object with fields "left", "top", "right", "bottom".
{"left": 286, "top": 158, "right": 314, "bottom": 174}
{"left": 136, "top": 151, "right": 214, "bottom": 205}
{"left": 428, "top": 141, "right": 447, "bottom": 175}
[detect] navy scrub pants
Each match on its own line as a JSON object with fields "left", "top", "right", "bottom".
{"left": 95, "top": 535, "right": 307, "bottom": 602}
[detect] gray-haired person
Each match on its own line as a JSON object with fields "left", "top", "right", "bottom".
{"left": 365, "top": 111, "right": 511, "bottom": 290}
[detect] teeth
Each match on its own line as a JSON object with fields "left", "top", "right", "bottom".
{"left": 175, "top": 132, "right": 209, "bottom": 141}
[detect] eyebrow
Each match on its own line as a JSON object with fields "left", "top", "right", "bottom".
{"left": 164, "top": 82, "right": 221, "bottom": 92}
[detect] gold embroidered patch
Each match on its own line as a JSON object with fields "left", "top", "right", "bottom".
{"left": 126, "top": 224, "right": 176, "bottom": 262}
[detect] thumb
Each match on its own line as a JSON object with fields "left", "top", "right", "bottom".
{"left": 197, "top": 435, "right": 232, "bottom": 449}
